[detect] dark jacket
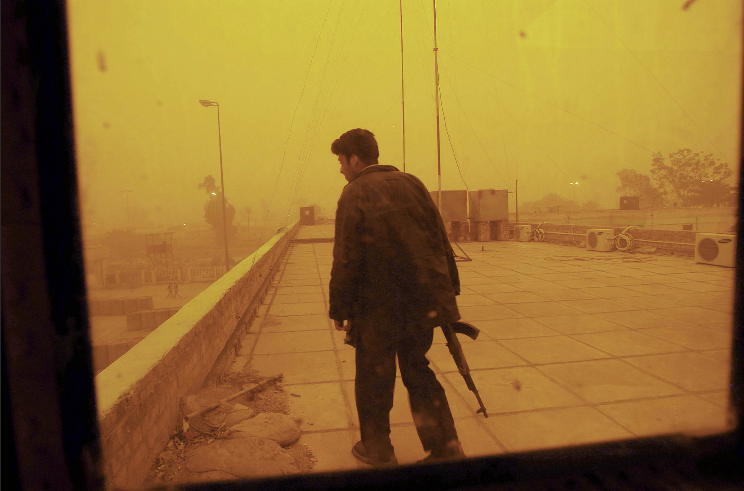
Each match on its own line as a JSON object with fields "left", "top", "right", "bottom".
{"left": 329, "top": 165, "right": 460, "bottom": 350}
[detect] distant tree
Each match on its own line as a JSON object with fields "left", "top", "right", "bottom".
{"left": 243, "top": 206, "right": 252, "bottom": 228}
{"left": 198, "top": 175, "right": 236, "bottom": 246}
{"left": 688, "top": 180, "right": 738, "bottom": 207}
{"left": 615, "top": 169, "right": 666, "bottom": 208}
{"left": 580, "top": 200, "right": 601, "bottom": 211}
{"left": 650, "top": 149, "right": 733, "bottom": 207}
{"left": 197, "top": 175, "right": 219, "bottom": 195}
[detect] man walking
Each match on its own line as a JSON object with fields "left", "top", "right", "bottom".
{"left": 329, "top": 128, "right": 465, "bottom": 466}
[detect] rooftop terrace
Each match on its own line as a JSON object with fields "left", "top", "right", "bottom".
{"left": 241, "top": 225, "right": 734, "bottom": 471}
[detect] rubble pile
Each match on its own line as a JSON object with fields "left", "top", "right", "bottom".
{"left": 146, "top": 372, "right": 315, "bottom": 485}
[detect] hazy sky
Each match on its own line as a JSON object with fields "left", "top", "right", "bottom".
{"left": 67, "top": 0, "right": 741, "bottom": 231}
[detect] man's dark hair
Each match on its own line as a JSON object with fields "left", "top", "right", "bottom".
{"left": 331, "top": 128, "right": 379, "bottom": 166}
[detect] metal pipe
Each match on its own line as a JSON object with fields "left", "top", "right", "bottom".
{"left": 216, "top": 104, "right": 230, "bottom": 273}
{"left": 631, "top": 238, "right": 694, "bottom": 246}
{"left": 400, "top": 0, "right": 406, "bottom": 173}
{"left": 535, "top": 230, "right": 694, "bottom": 246}
{"left": 433, "top": 0, "right": 442, "bottom": 212}
{"left": 184, "top": 375, "right": 282, "bottom": 422}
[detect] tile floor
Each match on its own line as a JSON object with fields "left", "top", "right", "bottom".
{"left": 246, "top": 228, "right": 735, "bottom": 472}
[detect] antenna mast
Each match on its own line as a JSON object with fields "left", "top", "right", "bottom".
{"left": 433, "top": 0, "right": 442, "bottom": 211}
{"left": 400, "top": 0, "right": 406, "bottom": 173}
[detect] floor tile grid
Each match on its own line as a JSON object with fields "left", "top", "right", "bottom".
{"left": 427, "top": 309, "right": 616, "bottom": 440}
{"left": 244, "top": 254, "right": 294, "bottom": 361}
{"left": 256, "top": 247, "right": 360, "bottom": 468}
{"left": 270, "top": 239, "right": 731, "bottom": 457}
{"left": 462, "top": 244, "right": 670, "bottom": 276}
{"left": 481, "top": 313, "right": 726, "bottom": 438}
{"left": 255, "top": 245, "right": 364, "bottom": 470}
{"left": 443, "top": 247, "right": 730, "bottom": 439}
{"left": 547, "top": 335, "right": 702, "bottom": 392}
{"left": 304, "top": 244, "right": 359, "bottom": 439}
{"left": 461, "top": 246, "right": 727, "bottom": 313}
{"left": 461, "top": 248, "right": 732, "bottom": 333}
{"left": 426, "top": 355, "right": 511, "bottom": 454}
{"left": 471, "top": 329, "right": 674, "bottom": 438}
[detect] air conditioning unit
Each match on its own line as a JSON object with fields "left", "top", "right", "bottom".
{"left": 515, "top": 225, "right": 531, "bottom": 242}
{"left": 695, "top": 233, "right": 736, "bottom": 268}
{"left": 586, "top": 229, "right": 614, "bottom": 251}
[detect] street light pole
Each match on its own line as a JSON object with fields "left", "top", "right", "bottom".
{"left": 570, "top": 182, "right": 578, "bottom": 211}
{"left": 199, "top": 99, "right": 230, "bottom": 273}
{"left": 121, "top": 190, "right": 132, "bottom": 229}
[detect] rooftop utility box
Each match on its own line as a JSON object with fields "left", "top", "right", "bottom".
{"left": 429, "top": 190, "right": 467, "bottom": 222}
{"left": 468, "top": 189, "right": 508, "bottom": 221}
{"left": 620, "top": 196, "right": 640, "bottom": 210}
{"left": 299, "top": 206, "right": 315, "bottom": 225}
{"left": 515, "top": 224, "right": 532, "bottom": 242}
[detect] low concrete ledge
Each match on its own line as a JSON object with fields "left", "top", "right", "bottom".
{"left": 520, "top": 223, "right": 699, "bottom": 256}
{"left": 92, "top": 338, "right": 144, "bottom": 374}
{"left": 291, "top": 237, "right": 335, "bottom": 244}
{"left": 94, "top": 222, "right": 299, "bottom": 488}
{"left": 89, "top": 296, "right": 153, "bottom": 316}
{"left": 126, "top": 308, "right": 180, "bottom": 331}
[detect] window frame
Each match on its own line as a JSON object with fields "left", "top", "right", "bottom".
{"left": 1, "top": 1, "right": 742, "bottom": 489}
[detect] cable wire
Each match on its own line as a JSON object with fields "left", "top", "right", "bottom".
{"left": 436, "top": 56, "right": 510, "bottom": 188}
{"left": 252, "top": 0, "right": 333, "bottom": 266}
{"left": 291, "top": 2, "right": 397, "bottom": 214}
{"left": 292, "top": 0, "right": 368, "bottom": 201}
{"left": 283, "top": 0, "right": 351, "bottom": 224}
{"left": 437, "top": 63, "right": 469, "bottom": 190}
{"left": 582, "top": 0, "right": 730, "bottom": 165}
{"left": 439, "top": 53, "right": 611, "bottom": 202}
{"left": 441, "top": 51, "right": 655, "bottom": 154}
{"left": 372, "top": 58, "right": 428, "bottom": 132}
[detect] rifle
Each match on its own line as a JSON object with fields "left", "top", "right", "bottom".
{"left": 343, "top": 319, "right": 489, "bottom": 418}
{"left": 441, "top": 321, "right": 488, "bottom": 417}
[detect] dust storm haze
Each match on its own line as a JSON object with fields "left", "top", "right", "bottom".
{"left": 67, "top": 0, "right": 741, "bottom": 235}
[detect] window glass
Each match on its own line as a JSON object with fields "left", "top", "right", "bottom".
{"left": 67, "top": 0, "right": 740, "bottom": 486}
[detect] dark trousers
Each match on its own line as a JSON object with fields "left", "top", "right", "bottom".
{"left": 355, "top": 328, "right": 458, "bottom": 460}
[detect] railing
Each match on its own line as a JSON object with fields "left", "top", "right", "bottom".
{"left": 518, "top": 222, "right": 701, "bottom": 255}
{"left": 509, "top": 206, "right": 737, "bottom": 233}
{"left": 94, "top": 222, "right": 299, "bottom": 488}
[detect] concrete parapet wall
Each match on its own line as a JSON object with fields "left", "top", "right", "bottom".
{"left": 92, "top": 338, "right": 145, "bottom": 375}
{"left": 126, "top": 308, "right": 181, "bottom": 331}
{"left": 510, "top": 206, "right": 736, "bottom": 233}
{"left": 521, "top": 223, "right": 701, "bottom": 256}
{"left": 94, "top": 222, "right": 299, "bottom": 488}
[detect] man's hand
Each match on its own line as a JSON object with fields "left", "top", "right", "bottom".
{"left": 334, "top": 319, "right": 350, "bottom": 332}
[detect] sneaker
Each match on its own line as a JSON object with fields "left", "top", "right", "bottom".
{"left": 418, "top": 440, "right": 466, "bottom": 463}
{"left": 352, "top": 440, "right": 398, "bottom": 467}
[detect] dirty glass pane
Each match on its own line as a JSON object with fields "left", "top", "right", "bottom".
{"left": 67, "top": 0, "right": 740, "bottom": 486}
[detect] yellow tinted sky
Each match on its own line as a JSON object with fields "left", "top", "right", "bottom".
{"left": 67, "top": 0, "right": 741, "bottom": 231}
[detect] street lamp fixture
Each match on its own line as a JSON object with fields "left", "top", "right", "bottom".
{"left": 120, "top": 189, "right": 132, "bottom": 229}
{"left": 569, "top": 182, "right": 579, "bottom": 210}
{"left": 199, "top": 99, "right": 230, "bottom": 273}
